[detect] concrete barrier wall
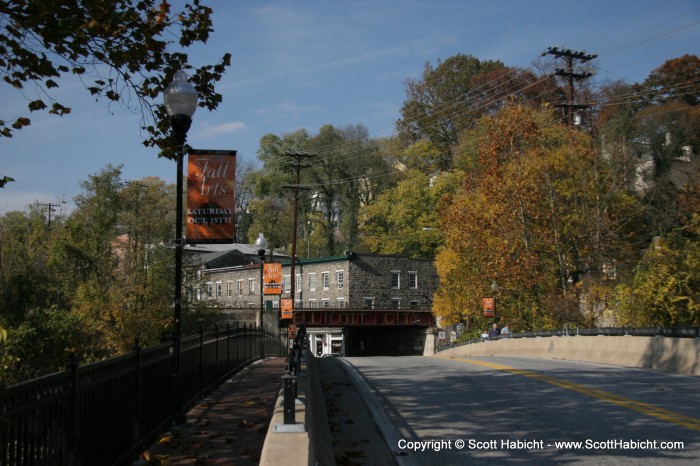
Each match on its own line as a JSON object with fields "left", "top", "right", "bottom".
{"left": 260, "top": 352, "right": 335, "bottom": 466}
{"left": 437, "top": 335, "right": 700, "bottom": 375}
{"left": 259, "top": 356, "right": 309, "bottom": 466}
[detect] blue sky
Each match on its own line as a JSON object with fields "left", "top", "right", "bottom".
{"left": 2, "top": 0, "right": 699, "bottom": 213}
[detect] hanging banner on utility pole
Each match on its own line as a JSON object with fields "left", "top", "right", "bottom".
{"left": 482, "top": 297, "right": 495, "bottom": 318}
{"left": 186, "top": 149, "right": 236, "bottom": 244}
{"left": 264, "top": 262, "right": 283, "bottom": 295}
{"left": 281, "top": 298, "right": 293, "bottom": 319}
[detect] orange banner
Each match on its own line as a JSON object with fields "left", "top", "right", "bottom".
{"left": 186, "top": 150, "right": 236, "bottom": 244}
{"left": 281, "top": 298, "right": 293, "bottom": 319}
{"left": 264, "top": 262, "right": 283, "bottom": 295}
{"left": 482, "top": 297, "right": 495, "bottom": 318}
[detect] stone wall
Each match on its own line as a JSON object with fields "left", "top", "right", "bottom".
{"left": 347, "top": 254, "right": 438, "bottom": 309}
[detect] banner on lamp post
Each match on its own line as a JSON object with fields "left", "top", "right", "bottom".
{"left": 482, "top": 297, "right": 495, "bottom": 318}
{"left": 186, "top": 149, "right": 236, "bottom": 244}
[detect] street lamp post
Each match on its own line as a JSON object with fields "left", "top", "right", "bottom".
{"left": 164, "top": 69, "right": 198, "bottom": 424}
{"left": 255, "top": 233, "right": 268, "bottom": 329}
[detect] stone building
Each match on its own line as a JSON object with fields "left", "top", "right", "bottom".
{"left": 196, "top": 251, "right": 438, "bottom": 356}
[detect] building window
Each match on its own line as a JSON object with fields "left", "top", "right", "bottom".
{"left": 295, "top": 299, "right": 303, "bottom": 308}
{"left": 284, "top": 275, "right": 291, "bottom": 293}
{"left": 336, "top": 270, "right": 344, "bottom": 289}
{"left": 309, "top": 300, "right": 317, "bottom": 309}
{"left": 309, "top": 273, "right": 317, "bottom": 291}
{"left": 391, "top": 271, "right": 400, "bottom": 289}
{"left": 227, "top": 281, "right": 234, "bottom": 297}
{"left": 391, "top": 298, "right": 401, "bottom": 309}
{"left": 215, "top": 282, "right": 222, "bottom": 299}
{"left": 205, "top": 282, "right": 213, "bottom": 298}
{"left": 410, "top": 300, "right": 419, "bottom": 310}
{"left": 248, "top": 279, "right": 255, "bottom": 294}
{"left": 322, "top": 272, "right": 330, "bottom": 290}
{"left": 364, "top": 297, "right": 374, "bottom": 309}
{"left": 296, "top": 274, "right": 302, "bottom": 294}
{"left": 337, "top": 298, "right": 345, "bottom": 308}
{"left": 322, "top": 299, "right": 330, "bottom": 308}
{"left": 237, "top": 280, "right": 244, "bottom": 295}
{"left": 408, "top": 271, "right": 418, "bottom": 289}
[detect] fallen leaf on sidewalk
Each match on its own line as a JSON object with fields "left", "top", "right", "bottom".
{"left": 244, "top": 396, "right": 264, "bottom": 405}
{"left": 239, "top": 419, "right": 255, "bottom": 428}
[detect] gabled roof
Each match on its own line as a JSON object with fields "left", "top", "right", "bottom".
{"left": 184, "top": 243, "right": 290, "bottom": 269}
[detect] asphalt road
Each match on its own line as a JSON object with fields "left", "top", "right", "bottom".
{"left": 340, "top": 356, "right": 700, "bottom": 465}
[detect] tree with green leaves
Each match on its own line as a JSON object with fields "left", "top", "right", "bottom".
{"left": 247, "top": 129, "right": 310, "bottom": 249}
{"left": 614, "top": 182, "right": 700, "bottom": 327}
{"left": 250, "top": 124, "right": 393, "bottom": 258}
{"left": 359, "top": 169, "right": 458, "bottom": 258}
{"left": 0, "top": 0, "right": 230, "bottom": 183}
{"left": 304, "top": 124, "right": 386, "bottom": 256}
{"left": 0, "top": 165, "right": 180, "bottom": 382}
{"left": 396, "top": 54, "right": 557, "bottom": 170}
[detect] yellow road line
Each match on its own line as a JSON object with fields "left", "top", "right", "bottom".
{"left": 447, "top": 356, "right": 700, "bottom": 432}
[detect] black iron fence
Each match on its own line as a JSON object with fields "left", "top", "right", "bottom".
{"left": 1, "top": 324, "right": 284, "bottom": 466}
{"left": 438, "top": 326, "right": 700, "bottom": 350}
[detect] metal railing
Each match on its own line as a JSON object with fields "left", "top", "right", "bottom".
{"left": 438, "top": 326, "right": 700, "bottom": 351}
{"left": 1, "top": 324, "right": 284, "bottom": 466}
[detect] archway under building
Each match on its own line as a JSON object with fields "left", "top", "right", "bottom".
{"left": 344, "top": 326, "right": 427, "bottom": 356}
{"left": 291, "top": 309, "right": 434, "bottom": 356}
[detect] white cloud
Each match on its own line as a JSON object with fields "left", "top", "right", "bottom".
{"left": 195, "top": 121, "right": 246, "bottom": 138}
{"left": 257, "top": 99, "right": 321, "bottom": 119}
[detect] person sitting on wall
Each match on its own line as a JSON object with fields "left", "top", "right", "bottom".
{"left": 501, "top": 324, "right": 511, "bottom": 337}
{"left": 481, "top": 329, "right": 489, "bottom": 341}
{"left": 488, "top": 323, "right": 500, "bottom": 339}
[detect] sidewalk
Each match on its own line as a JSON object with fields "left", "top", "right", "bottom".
{"left": 137, "top": 358, "right": 287, "bottom": 465}
{"left": 318, "top": 357, "right": 399, "bottom": 465}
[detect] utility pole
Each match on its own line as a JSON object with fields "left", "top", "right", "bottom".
{"left": 282, "top": 152, "right": 315, "bottom": 310}
{"left": 541, "top": 47, "right": 597, "bottom": 127}
{"left": 37, "top": 201, "right": 64, "bottom": 229}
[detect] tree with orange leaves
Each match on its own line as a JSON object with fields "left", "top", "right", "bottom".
{"left": 433, "top": 104, "right": 643, "bottom": 332}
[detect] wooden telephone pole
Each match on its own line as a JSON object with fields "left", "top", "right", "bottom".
{"left": 541, "top": 47, "right": 597, "bottom": 127}
{"left": 282, "top": 152, "right": 315, "bottom": 308}
{"left": 37, "top": 201, "right": 64, "bottom": 229}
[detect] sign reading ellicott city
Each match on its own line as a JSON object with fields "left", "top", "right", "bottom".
{"left": 186, "top": 149, "right": 237, "bottom": 244}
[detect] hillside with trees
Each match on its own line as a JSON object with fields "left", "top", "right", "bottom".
{"left": 241, "top": 53, "right": 700, "bottom": 336}
{"left": 1, "top": 12, "right": 698, "bottom": 383}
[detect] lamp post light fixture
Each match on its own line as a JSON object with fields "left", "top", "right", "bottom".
{"left": 164, "top": 69, "right": 198, "bottom": 424}
{"left": 255, "top": 233, "right": 268, "bottom": 329}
